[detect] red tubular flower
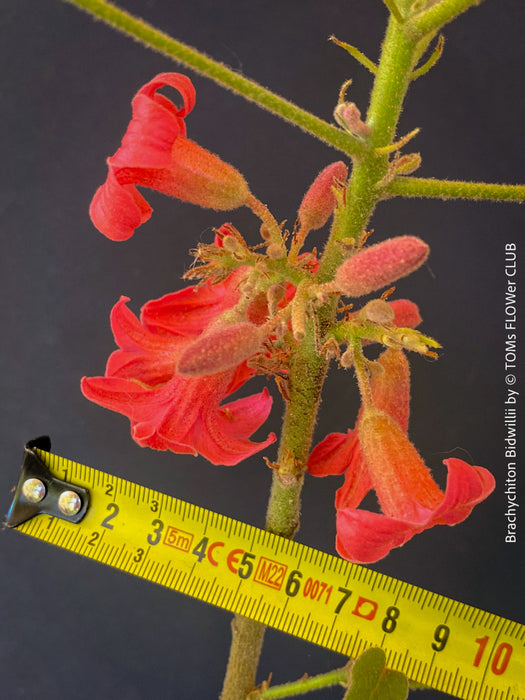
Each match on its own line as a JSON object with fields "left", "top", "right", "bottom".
{"left": 336, "top": 412, "right": 495, "bottom": 563}
{"left": 81, "top": 273, "right": 275, "bottom": 466}
{"left": 308, "top": 348, "right": 495, "bottom": 562}
{"left": 308, "top": 348, "right": 409, "bottom": 509}
{"left": 90, "top": 73, "right": 251, "bottom": 241}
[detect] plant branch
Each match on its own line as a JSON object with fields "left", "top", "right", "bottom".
{"left": 405, "top": 0, "right": 484, "bottom": 42}
{"left": 387, "top": 176, "right": 525, "bottom": 202}
{"left": 382, "top": 0, "right": 406, "bottom": 24}
{"left": 61, "top": 0, "right": 366, "bottom": 158}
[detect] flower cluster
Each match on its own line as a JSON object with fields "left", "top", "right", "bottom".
{"left": 84, "top": 72, "right": 494, "bottom": 564}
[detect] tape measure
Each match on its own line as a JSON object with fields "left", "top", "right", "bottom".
{"left": 6, "top": 438, "right": 524, "bottom": 700}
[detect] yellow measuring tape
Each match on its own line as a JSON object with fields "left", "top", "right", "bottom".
{"left": 6, "top": 438, "right": 524, "bottom": 700}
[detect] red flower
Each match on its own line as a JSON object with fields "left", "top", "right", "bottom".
{"left": 90, "top": 73, "right": 251, "bottom": 241}
{"left": 308, "top": 349, "right": 495, "bottom": 562}
{"left": 81, "top": 272, "right": 275, "bottom": 465}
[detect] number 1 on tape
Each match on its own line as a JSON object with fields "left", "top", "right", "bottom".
{"left": 6, "top": 438, "right": 525, "bottom": 700}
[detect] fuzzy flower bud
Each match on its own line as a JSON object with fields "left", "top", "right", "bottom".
{"left": 334, "top": 102, "right": 372, "bottom": 139}
{"left": 361, "top": 299, "right": 395, "bottom": 324}
{"left": 167, "top": 138, "right": 251, "bottom": 210}
{"left": 177, "top": 322, "right": 263, "bottom": 376}
{"left": 335, "top": 236, "right": 429, "bottom": 297}
{"left": 388, "top": 299, "right": 422, "bottom": 329}
{"left": 298, "top": 161, "right": 348, "bottom": 231}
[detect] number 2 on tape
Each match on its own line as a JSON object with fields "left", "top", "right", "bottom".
{"left": 6, "top": 438, "right": 525, "bottom": 700}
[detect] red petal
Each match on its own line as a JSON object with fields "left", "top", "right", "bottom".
{"left": 137, "top": 73, "right": 196, "bottom": 119}
{"left": 194, "top": 388, "right": 276, "bottom": 466}
{"left": 334, "top": 441, "right": 373, "bottom": 510}
{"left": 431, "top": 458, "right": 495, "bottom": 525}
{"left": 141, "top": 272, "right": 245, "bottom": 336}
{"left": 336, "top": 508, "right": 418, "bottom": 563}
{"left": 89, "top": 169, "right": 152, "bottom": 241}
{"left": 308, "top": 431, "right": 356, "bottom": 476}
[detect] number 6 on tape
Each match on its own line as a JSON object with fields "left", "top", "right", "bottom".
{"left": 6, "top": 437, "right": 525, "bottom": 700}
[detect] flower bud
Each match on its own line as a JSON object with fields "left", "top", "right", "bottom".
{"left": 177, "top": 322, "right": 263, "bottom": 376}
{"left": 168, "top": 138, "right": 251, "bottom": 210}
{"left": 298, "top": 161, "right": 348, "bottom": 231}
{"left": 334, "top": 103, "right": 371, "bottom": 139}
{"left": 388, "top": 299, "right": 422, "bottom": 329}
{"left": 362, "top": 299, "right": 395, "bottom": 324}
{"left": 335, "top": 236, "right": 429, "bottom": 297}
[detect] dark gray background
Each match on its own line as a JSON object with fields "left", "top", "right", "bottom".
{"left": 1, "top": 1, "right": 524, "bottom": 698}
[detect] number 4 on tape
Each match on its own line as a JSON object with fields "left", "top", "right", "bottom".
{"left": 6, "top": 437, "right": 525, "bottom": 700}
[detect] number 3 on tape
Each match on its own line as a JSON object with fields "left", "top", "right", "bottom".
{"left": 6, "top": 437, "right": 525, "bottom": 700}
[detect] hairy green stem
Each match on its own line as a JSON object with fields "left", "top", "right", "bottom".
{"left": 405, "top": 0, "right": 484, "bottom": 42}
{"left": 387, "top": 176, "right": 525, "bottom": 202}
{"left": 61, "top": 0, "right": 365, "bottom": 158}
{"left": 221, "top": 323, "right": 328, "bottom": 700}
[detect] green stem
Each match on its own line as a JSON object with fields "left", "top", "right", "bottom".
{"left": 405, "top": 0, "right": 484, "bottom": 41}
{"left": 387, "top": 176, "right": 525, "bottom": 202}
{"left": 221, "top": 326, "right": 328, "bottom": 700}
{"left": 249, "top": 666, "right": 349, "bottom": 699}
{"left": 61, "top": 0, "right": 365, "bottom": 158}
{"left": 382, "top": 0, "right": 406, "bottom": 24}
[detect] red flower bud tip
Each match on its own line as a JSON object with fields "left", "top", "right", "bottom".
{"left": 298, "top": 161, "right": 348, "bottom": 231}
{"left": 177, "top": 322, "right": 263, "bottom": 376}
{"left": 388, "top": 299, "right": 422, "bottom": 328}
{"left": 335, "top": 236, "right": 429, "bottom": 297}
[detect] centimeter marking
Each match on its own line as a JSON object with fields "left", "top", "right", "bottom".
{"left": 13, "top": 449, "right": 524, "bottom": 700}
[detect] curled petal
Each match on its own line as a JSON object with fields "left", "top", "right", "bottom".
{"left": 308, "top": 430, "right": 356, "bottom": 476}
{"left": 141, "top": 272, "right": 246, "bottom": 337}
{"left": 336, "top": 457, "right": 495, "bottom": 563}
{"left": 432, "top": 458, "right": 496, "bottom": 525}
{"left": 195, "top": 389, "right": 276, "bottom": 466}
{"left": 308, "top": 431, "right": 372, "bottom": 511}
{"left": 89, "top": 169, "right": 152, "bottom": 241}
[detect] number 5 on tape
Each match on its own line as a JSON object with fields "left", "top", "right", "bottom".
{"left": 6, "top": 438, "right": 525, "bottom": 700}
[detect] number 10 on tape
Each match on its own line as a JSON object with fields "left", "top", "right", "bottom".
{"left": 6, "top": 438, "right": 525, "bottom": 700}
